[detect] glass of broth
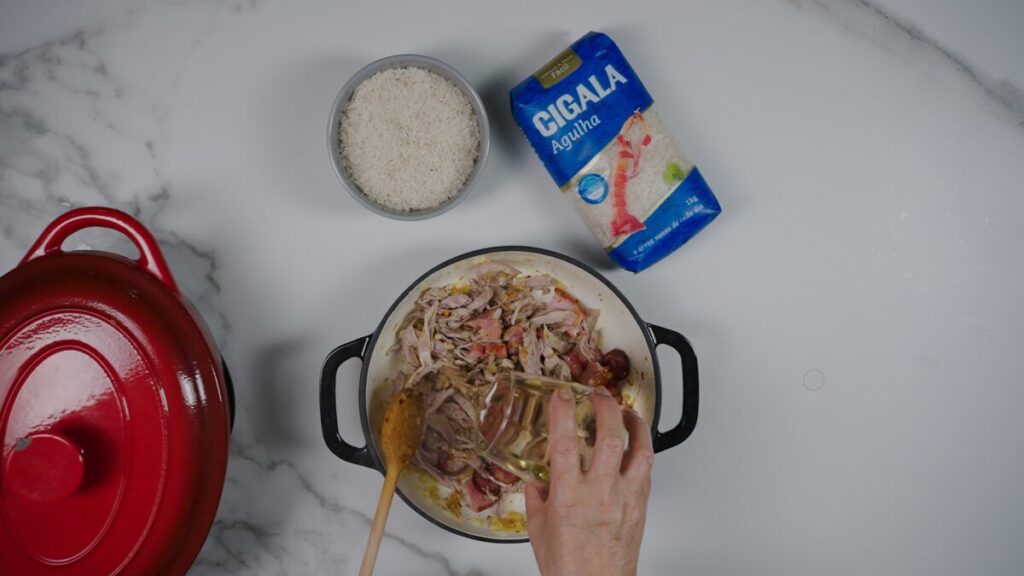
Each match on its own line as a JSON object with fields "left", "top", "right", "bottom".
{"left": 477, "top": 371, "right": 602, "bottom": 484}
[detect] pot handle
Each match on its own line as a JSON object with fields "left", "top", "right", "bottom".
{"left": 648, "top": 324, "right": 699, "bottom": 452}
{"left": 320, "top": 335, "right": 376, "bottom": 469}
{"left": 20, "top": 207, "right": 180, "bottom": 293}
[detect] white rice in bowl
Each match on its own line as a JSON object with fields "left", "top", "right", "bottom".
{"left": 339, "top": 67, "right": 480, "bottom": 212}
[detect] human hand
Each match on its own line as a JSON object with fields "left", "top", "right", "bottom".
{"left": 525, "top": 385, "right": 655, "bottom": 576}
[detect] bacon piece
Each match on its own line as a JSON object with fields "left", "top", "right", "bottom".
{"left": 579, "top": 361, "right": 614, "bottom": 389}
{"left": 479, "top": 398, "right": 507, "bottom": 445}
{"left": 504, "top": 324, "right": 526, "bottom": 355}
{"left": 472, "top": 469, "right": 501, "bottom": 497}
{"left": 467, "top": 342, "right": 508, "bottom": 363}
{"left": 466, "top": 308, "right": 503, "bottom": 340}
{"left": 567, "top": 349, "right": 588, "bottom": 379}
{"left": 465, "top": 473, "right": 500, "bottom": 512}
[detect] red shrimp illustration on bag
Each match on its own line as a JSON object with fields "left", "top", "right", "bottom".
{"left": 610, "top": 111, "right": 652, "bottom": 237}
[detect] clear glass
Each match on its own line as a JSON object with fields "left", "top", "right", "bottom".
{"left": 477, "top": 372, "right": 601, "bottom": 484}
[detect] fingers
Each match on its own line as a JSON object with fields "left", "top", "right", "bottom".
{"left": 588, "top": 386, "right": 627, "bottom": 479}
{"left": 620, "top": 408, "right": 655, "bottom": 484}
{"left": 525, "top": 481, "right": 547, "bottom": 519}
{"left": 547, "top": 385, "right": 581, "bottom": 486}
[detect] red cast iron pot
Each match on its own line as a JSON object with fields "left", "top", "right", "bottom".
{"left": 0, "top": 207, "right": 234, "bottom": 575}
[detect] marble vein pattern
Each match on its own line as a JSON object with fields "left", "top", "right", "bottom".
{"left": 1, "top": 0, "right": 1021, "bottom": 574}
{"left": 787, "top": 0, "right": 1023, "bottom": 128}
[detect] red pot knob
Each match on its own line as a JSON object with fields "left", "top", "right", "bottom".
{"left": 5, "top": 433, "right": 85, "bottom": 502}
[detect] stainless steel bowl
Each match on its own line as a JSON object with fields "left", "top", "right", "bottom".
{"left": 327, "top": 54, "right": 490, "bottom": 220}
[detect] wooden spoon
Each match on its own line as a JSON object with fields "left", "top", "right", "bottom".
{"left": 359, "top": 388, "right": 426, "bottom": 576}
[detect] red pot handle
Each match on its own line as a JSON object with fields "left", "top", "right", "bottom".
{"left": 20, "top": 207, "right": 180, "bottom": 294}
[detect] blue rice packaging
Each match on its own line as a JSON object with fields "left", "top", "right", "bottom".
{"left": 510, "top": 32, "right": 721, "bottom": 272}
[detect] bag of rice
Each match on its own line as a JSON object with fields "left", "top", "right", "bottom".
{"left": 510, "top": 32, "right": 721, "bottom": 272}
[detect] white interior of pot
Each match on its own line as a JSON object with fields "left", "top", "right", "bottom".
{"left": 364, "top": 250, "right": 656, "bottom": 541}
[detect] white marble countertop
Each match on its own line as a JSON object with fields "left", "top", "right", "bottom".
{"left": 2, "top": 1, "right": 1023, "bottom": 574}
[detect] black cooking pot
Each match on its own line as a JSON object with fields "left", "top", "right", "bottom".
{"left": 320, "top": 247, "right": 698, "bottom": 542}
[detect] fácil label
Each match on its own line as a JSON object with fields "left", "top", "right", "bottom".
{"left": 534, "top": 47, "right": 583, "bottom": 89}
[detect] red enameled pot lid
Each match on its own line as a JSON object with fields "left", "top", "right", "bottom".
{"left": 0, "top": 208, "right": 230, "bottom": 575}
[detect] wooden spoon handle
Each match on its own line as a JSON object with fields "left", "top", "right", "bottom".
{"left": 359, "top": 467, "right": 400, "bottom": 576}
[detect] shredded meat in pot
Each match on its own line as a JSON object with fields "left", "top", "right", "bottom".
{"left": 391, "top": 264, "right": 629, "bottom": 515}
